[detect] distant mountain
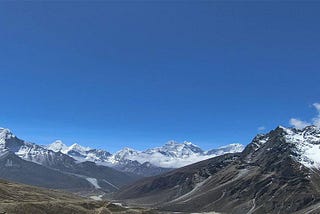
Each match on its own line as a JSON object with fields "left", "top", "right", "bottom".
{"left": 47, "top": 142, "right": 169, "bottom": 176}
{"left": 206, "top": 143, "right": 245, "bottom": 155}
{"left": 110, "top": 141, "right": 244, "bottom": 168}
{"left": 0, "top": 126, "right": 244, "bottom": 193}
{"left": 47, "top": 139, "right": 244, "bottom": 175}
{"left": 0, "top": 128, "right": 140, "bottom": 194}
{"left": 47, "top": 140, "right": 112, "bottom": 163}
{"left": 115, "top": 126, "right": 320, "bottom": 214}
{"left": 0, "top": 128, "right": 75, "bottom": 168}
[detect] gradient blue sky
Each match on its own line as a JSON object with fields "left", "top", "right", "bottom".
{"left": 0, "top": 2, "right": 319, "bottom": 152}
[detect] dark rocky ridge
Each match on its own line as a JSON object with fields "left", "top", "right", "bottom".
{"left": 115, "top": 126, "right": 320, "bottom": 214}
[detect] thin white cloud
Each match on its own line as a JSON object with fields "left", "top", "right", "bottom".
{"left": 289, "top": 118, "right": 311, "bottom": 129}
{"left": 313, "top": 103, "right": 320, "bottom": 112}
{"left": 312, "top": 103, "right": 320, "bottom": 127}
{"left": 289, "top": 103, "right": 320, "bottom": 129}
{"left": 258, "top": 126, "right": 265, "bottom": 131}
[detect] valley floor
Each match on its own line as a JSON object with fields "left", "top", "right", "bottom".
{"left": 0, "top": 179, "right": 156, "bottom": 214}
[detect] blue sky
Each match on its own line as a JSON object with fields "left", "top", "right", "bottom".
{"left": 0, "top": 2, "right": 319, "bottom": 152}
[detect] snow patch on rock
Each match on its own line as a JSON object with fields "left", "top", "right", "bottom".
{"left": 282, "top": 126, "right": 320, "bottom": 169}
{"left": 86, "top": 177, "right": 101, "bottom": 189}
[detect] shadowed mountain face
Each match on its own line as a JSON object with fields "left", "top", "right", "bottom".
{"left": 0, "top": 128, "right": 140, "bottom": 194}
{"left": 0, "top": 151, "right": 91, "bottom": 190}
{"left": 115, "top": 126, "right": 320, "bottom": 214}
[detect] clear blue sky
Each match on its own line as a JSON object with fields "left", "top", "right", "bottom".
{"left": 0, "top": 2, "right": 319, "bottom": 152}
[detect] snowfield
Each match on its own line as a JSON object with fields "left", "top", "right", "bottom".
{"left": 282, "top": 126, "right": 320, "bottom": 169}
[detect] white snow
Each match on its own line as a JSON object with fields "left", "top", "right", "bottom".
{"left": 47, "top": 141, "right": 112, "bottom": 163}
{"left": 46, "top": 140, "right": 244, "bottom": 168}
{"left": 47, "top": 140, "right": 68, "bottom": 153}
{"left": 0, "top": 128, "right": 15, "bottom": 149}
{"left": 68, "top": 143, "right": 92, "bottom": 153}
{"left": 281, "top": 126, "right": 320, "bottom": 169}
{"left": 109, "top": 141, "right": 244, "bottom": 168}
{"left": 90, "top": 194, "right": 104, "bottom": 201}
{"left": 0, "top": 126, "right": 244, "bottom": 170}
{"left": 86, "top": 177, "right": 101, "bottom": 189}
{"left": 47, "top": 141, "right": 92, "bottom": 155}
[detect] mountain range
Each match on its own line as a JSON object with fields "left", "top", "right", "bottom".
{"left": 0, "top": 128, "right": 139, "bottom": 195}
{"left": 1, "top": 125, "right": 320, "bottom": 213}
{"left": 46, "top": 138, "right": 244, "bottom": 174}
{"left": 115, "top": 125, "right": 320, "bottom": 214}
{"left": 0, "top": 127, "right": 243, "bottom": 196}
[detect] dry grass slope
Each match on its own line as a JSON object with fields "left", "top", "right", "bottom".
{"left": 0, "top": 179, "right": 156, "bottom": 214}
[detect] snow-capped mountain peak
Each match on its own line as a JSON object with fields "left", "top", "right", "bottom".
{"left": 183, "top": 141, "right": 194, "bottom": 146}
{"left": 282, "top": 125, "right": 320, "bottom": 169}
{"left": 0, "top": 127, "right": 13, "bottom": 134}
{"left": 113, "top": 147, "right": 140, "bottom": 161}
{"left": 0, "top": 128, "right": 21, "bottom": 151}
{"left": 68, "top": 143, "right": 91, "bottom": 153}
{"left": 0, "top": 128, "right": 15, "bottom": 141}
{"left": 0, "top": 126, "right": 246, "bottom": 175}
{"left": 109, "top": 141, "right": 244, "bottom": 168}
{"left": 243, "top": 125, "right": 320, "bottom": 170}
{"left": 47, "top": 140, "right": 68, "bottom": 152}
{"left": 46, "top": 140, "right": 112, "bottom": 163}
{"left": 145, "top": 141, "right": 204, "bottom": 158}
{"left": 119, "top": 147, "right": 138, "bottom": 153}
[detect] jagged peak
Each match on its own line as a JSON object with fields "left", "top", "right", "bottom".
{"left": 116, "top": 147, "right": 138, "bottom": 154}
{"left": 0, "top": 127, "right": 11, "bottom": 132}
{"left": 183, "top": 141, "right": 199, "bottom": 147}
{"left": 69, "top": 143, "right": 91, "bottom": 152}
{"left": 277, "top": 125, "right": 287, "bottom": 129}
{"left": 244, "top": 125, "right": 320, "bottom": 170}
{"left": 47, "top": 140, "right": 68, "bottom": 152}
{"left": 0, "top": 127, "right": 15, "bottom": 139}
{"left": 274, "top": 125, "right": 320, "bottom": 136}
{"left": 51, "top": 140, "right": 66, "bottom": 146}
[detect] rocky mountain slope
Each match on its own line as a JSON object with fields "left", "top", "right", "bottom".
{"left": 0, "top": 128, "right": 140, "bottom": 194}
{"left": 115, "top": 126, "right": 320, "bottom": 214}
{"left": 0, "top": 179, "right": 155, "bottom": 214}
